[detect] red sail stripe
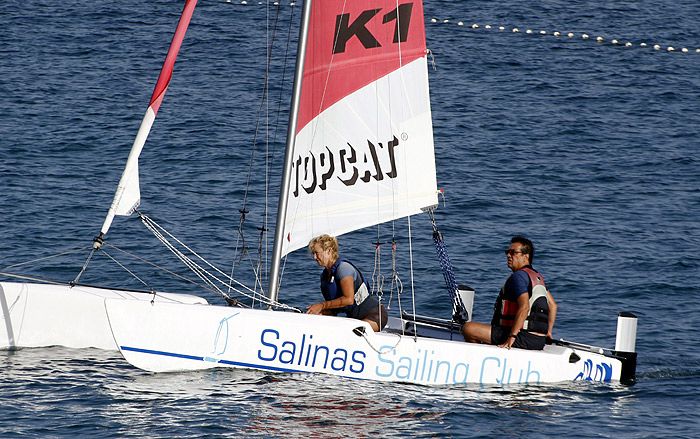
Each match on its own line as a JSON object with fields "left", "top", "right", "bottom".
{"left": 149, "top": 0, "right": 198, "bottom": 114}
{"left": 297, "top": 0, "right": 427, "bottom": 134}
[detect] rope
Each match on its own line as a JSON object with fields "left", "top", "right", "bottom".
{"left": 139, "top": 213, "right": 299, "bottom": 312}
{"left": 430, "top": 19, "right": 700, "bottom": 54}
{"left": 100, "top": 249, "right": 152, "bottom": 290}
{"left": 0, "top": 245, "right": 88, "bottom": 273}
{"left": 103, "top": 243, "right": 205, "bottom": 290}
{"left": 225, "top": 3, "right": 700, "bottom": 54}
{"left": 371, "top": 241, "right": 384, "bottom": 295}
{"left": 386, "top": 240, "right": 402, "bottom": 312}
{"left": 429, "top": 209, "right": 469, "bottom": 324}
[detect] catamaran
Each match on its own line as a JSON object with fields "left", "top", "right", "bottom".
{"left": 1, "top": 0, "right": 637, "bottom": 385}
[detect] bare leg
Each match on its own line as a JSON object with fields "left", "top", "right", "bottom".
{"left": 363, "top": 318, "right": 380, "bottom": 332}
{"left": 462, "top": 322, "right": 492, "bottom": 344}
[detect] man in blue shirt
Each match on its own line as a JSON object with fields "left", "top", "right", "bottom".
{"left": 462, "top": 236, "right": 557, "bottom": 350}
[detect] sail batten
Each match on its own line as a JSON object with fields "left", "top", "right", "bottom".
{"left": 278, "top": 0, "right": 438, "bottom": 257}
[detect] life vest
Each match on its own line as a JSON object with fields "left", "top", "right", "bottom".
{"left": 491, "top": 266, "right": 550, "bottom": 334}
{"left": 320, "top": 259, "right": 369, "bottom": 315}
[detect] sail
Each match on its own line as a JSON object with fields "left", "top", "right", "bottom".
{"left": 281, "top": 0, "right": 438, "bottom": 256}
{"left": 99, "top": 0, "right": 197, "bottom": 236}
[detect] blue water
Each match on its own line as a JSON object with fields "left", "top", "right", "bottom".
{"left": 2, "top": 0, "right": 700, "bottom": 437}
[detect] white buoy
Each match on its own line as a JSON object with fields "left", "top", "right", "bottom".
{"left": 540, "top": 30, "right": 546, "bottom": 35}
{"left": 567, "top": 32, "right": 574, "bottom": 38}
{"left": 615, "top": 312, "right": 638, "bottom": 353}
{"left": 443, "top": 19, "right": 450, "bottom": 24}
{"left": 512, "top": 27, "right": 520, "bottom": 33}
{"left": 582, "top": 33, "right": 589, "bottom": 39}
{"left": 682, "top": 48, "right": 688, "bottom": 53}
{"left": 458, "top": 21, "right": 464, "bottom": 26}
{"left": 456, "top": 285, "right": 475, "bottom": 323}
{"left": 596, "top": 36, "right": 604, "bottom": 42}
{"left": 653, "top": 44, "right": 661, "bottom": 50}
{"left": 485, "top": 25, "right": 492, "bottom": 29}
{"left": 431, "top": 18, "right": 437, "bottom": 23}
{"left": 640, "top": 42, "right": 648, "bottom": 47}
{"left": 612, "top": 39, "right": 619, "bottom": 45}
{"left": 614, "top": 312, "right": 638, "bottom": 385}
{"left": 553, "top": 31, "right": 561, "bottom": 37}
{"left": 499, "top": 26, "right": 505, "bottom": 31}
{"left": 471, "top": 23, "right": 478, "bottom": 28}
{"left": 625, "top": 42, "right": 632, "bottom": 47}
{"left": 667, "top": 46, "right": 675, "bottom": 52}
{"left": 526, "top": 29, "right": 533, "bottom": 34}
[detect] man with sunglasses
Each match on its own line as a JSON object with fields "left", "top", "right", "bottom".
{"left": 462, "top": 236, "right": 557, "bottom": 350}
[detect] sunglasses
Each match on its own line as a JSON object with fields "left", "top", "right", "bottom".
{"left": 504, "top": 249, "right": 526, "bottom": 256}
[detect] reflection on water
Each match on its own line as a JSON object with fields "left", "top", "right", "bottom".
{"left": 0, "top": 347, "right": 645, "bottom": 437}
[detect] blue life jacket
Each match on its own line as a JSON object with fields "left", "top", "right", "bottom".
{"left": 320, "top": 258, "right": 367, "bottom": 316}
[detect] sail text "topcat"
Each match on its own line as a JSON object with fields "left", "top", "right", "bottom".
{"left": 292, "top": 136, "right": 400, "bottom": 197}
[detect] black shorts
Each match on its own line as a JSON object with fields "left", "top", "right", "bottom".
{"left": 348, "top": 296, "right": 388, "bottom": 330}
{"left": 491, "top": 326, "right": 546, "bottom": 350}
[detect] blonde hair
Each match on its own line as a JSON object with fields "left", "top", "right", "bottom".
{"left": 308, "top": 234, "right": 339, "bottom": 260}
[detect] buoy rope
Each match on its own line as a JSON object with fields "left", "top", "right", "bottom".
{"left": 430, "top": 18, "right": 700, "bottom": 54}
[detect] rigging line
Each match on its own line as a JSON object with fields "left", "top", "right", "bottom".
{"left": 386, "top": 239, "right": 401, "bottom": 311}
{"left": 230, "top": 2, "right": 284, "bottom": 282}
{"left": 269, "top": 4, "right": 296, "bottom": 164}
{"left": 140, "top": 214, "right": 298, "bottom": 310}
{"left": 303, "top": 0, "right": 348, "bottom": 154}
{"left": 264, "top": 2, "right": 296, "bottom": 284}
{"left": 73, "top": 246, "right": 97, "bottom": 284}
{"left": 144, "top": 218, "right": 268, "bottom": 306}
{"left": 358, "top": 331, "right": 402, "bottom": 355}
{"left": 1, "top": 245, "right": 90, "bottom": 272}
{"left": 0, "top": 272, "right": 65, "bottom": 285}
{"left": 140, "top": 214, "right": 253, "bottom": 294}
{"left": 241, "top": 3, "right": 283, "bottom": 210}
{"left": 104, "top": 243, "right": 215, "bottom": 292}
{"left": 141, "top": 216, "right": 239, "bottom": 297}
{"left": 407, "top": 215, "right": 417, "bottom": 341}
{"left": 142, "top": 218, "right": 226, "bottom": 296}
{"left": 100, "top": 249, "right": 151, "bottom": 289}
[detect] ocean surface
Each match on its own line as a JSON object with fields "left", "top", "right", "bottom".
{"left": 2, "top": 0, "right": 699, "bottom": 437}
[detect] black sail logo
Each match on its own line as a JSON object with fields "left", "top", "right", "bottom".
{"left": 292, "top": 136, "right": 400, "bottom": 197}
{"left": 332, "top": 3, "right": 414, "bottom": 54}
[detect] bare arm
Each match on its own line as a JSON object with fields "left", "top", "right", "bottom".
{"left": 546, "top": 290, "right": 557, "bottom": 339}
{"left": 307, "top": 276, "right": 355, "bottom": 314}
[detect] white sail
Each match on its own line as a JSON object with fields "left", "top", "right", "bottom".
{"left": 280, "top": 1, "right": 438, "bottom": 256}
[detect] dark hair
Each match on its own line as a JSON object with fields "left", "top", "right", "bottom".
{"left": 511, "top": 235, "right": 534, "bottom": 264}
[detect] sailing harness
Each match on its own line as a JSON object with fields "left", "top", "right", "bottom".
{"left": 492, "top": 266, "right": 550, "bottom": 334}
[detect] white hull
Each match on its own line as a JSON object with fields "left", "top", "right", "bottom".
{"left": 105, "top": 299, "right": 623, "bottom": 385}
{"left": 0, "top": 281, "right": 207, "bottom": 350}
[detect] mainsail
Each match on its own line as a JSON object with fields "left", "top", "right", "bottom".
{"left": 99, "top": 0, "right": 198, "bottom": 237}
{"left": 280, "top": 0, "right": 438, "bottom": 256}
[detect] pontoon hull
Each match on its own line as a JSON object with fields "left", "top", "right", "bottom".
{"left": 0, "top": 282, "right": 207, "bottom": 350}
{"left": 105, "top": 299, "right": 622, "bottom": 385}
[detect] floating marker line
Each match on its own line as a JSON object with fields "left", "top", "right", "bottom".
{"left": 430, "top": 18, "right": 699, "bottom": 54}
{"left": 220, "top": 2, "right": 699, "bottom": 55}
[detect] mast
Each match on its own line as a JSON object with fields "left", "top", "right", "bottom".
{"left": 268, "top": 0, "right": 313, "bottom": 303}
